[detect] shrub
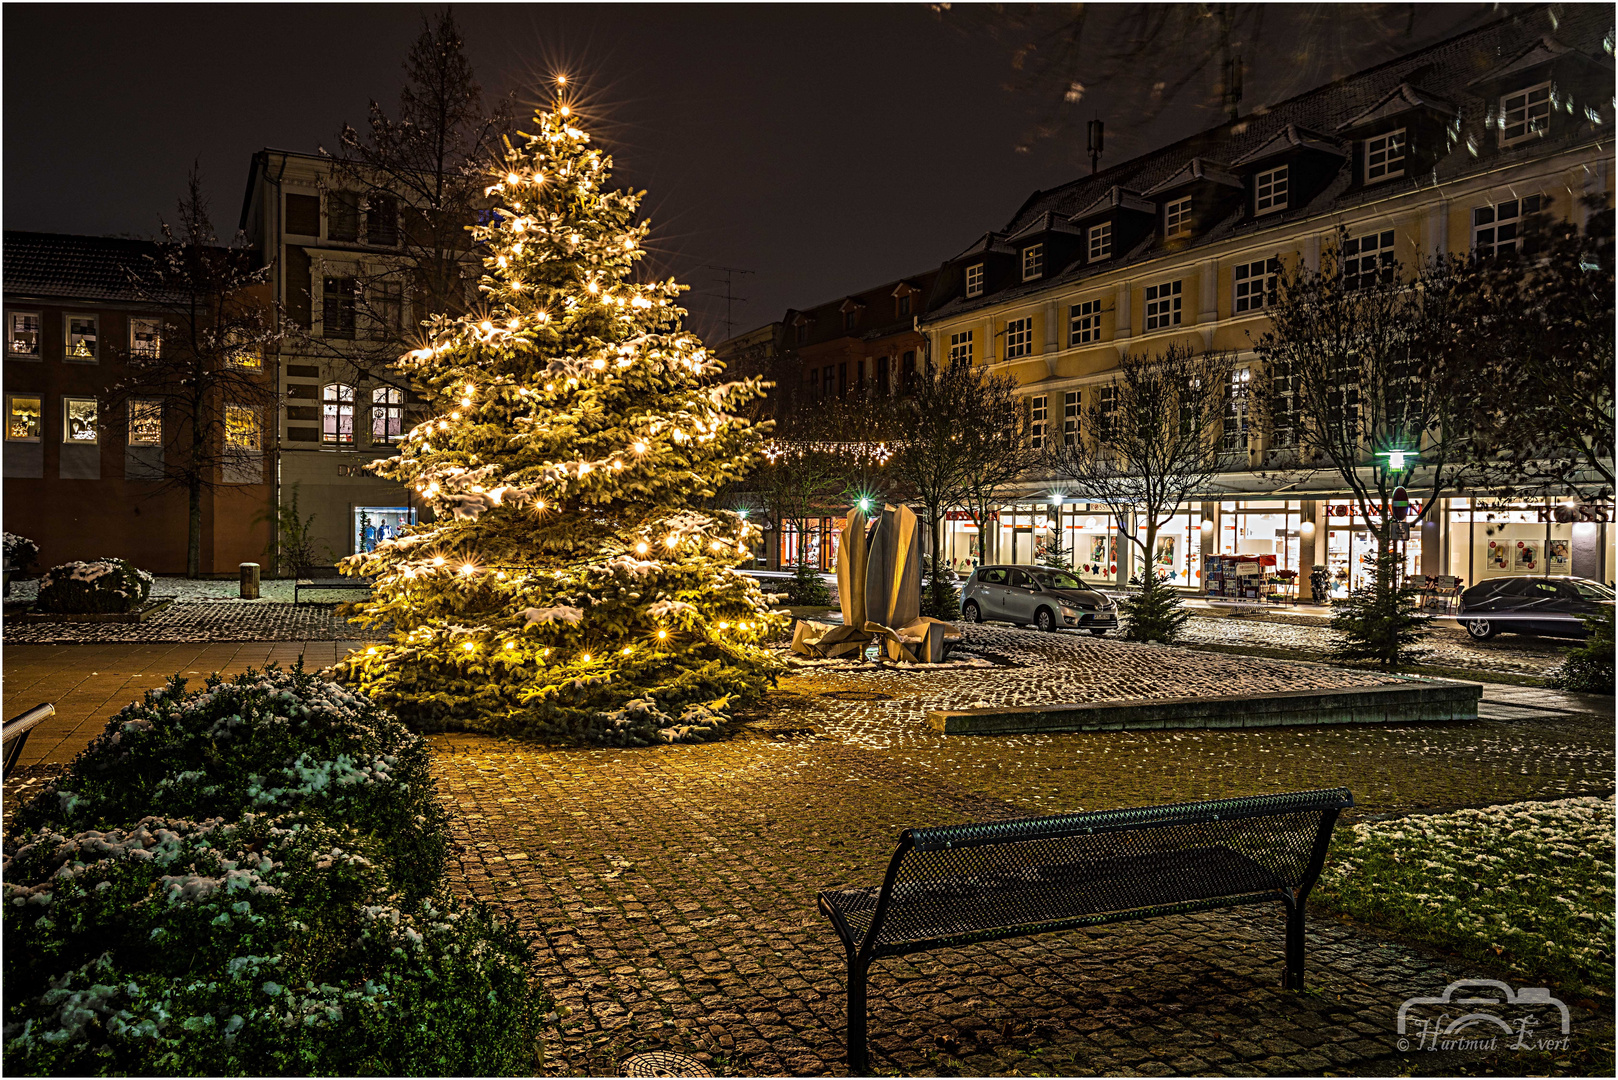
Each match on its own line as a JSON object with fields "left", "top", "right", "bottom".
{"left": 34, "top": 558, "right": 154, "bottom": 614}
{"left": 1122, "top": 573, "right": 1189, "bottom": 644}
{"left": 783, "top": 562, "right": 830, "bottom": 606}
{"left": 922, "top": 567, "right": 960, "bottom": 621}
{"left": 3, "top": 532, "right": 38, "bottom": 570}
{"left": 1549, "top": 604, "right": 1615, "bottom": 695}
{"left": 1330, "top": 547, "right": 1429, "bottom": 669}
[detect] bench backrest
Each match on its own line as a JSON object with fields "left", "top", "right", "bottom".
{"left": 865, "top": 788, "right": 1352, "bottom": 953}
{"left": 296, "top": 565, "right": 342, "bottom": 578}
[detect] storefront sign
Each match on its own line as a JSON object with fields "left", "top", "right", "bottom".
{"left": 337, "top": 464, "right": 375, "bottom": 477}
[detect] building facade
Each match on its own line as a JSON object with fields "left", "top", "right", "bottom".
{"left": 917, "top": 7, "right": 1615, "bottom": 597}
{"left": 3, "top": 232, "right": 276, "bottom": 575}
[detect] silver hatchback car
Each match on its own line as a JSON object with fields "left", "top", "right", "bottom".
{"left": 960, "top": 565, "right": 1119, "bottom": 634}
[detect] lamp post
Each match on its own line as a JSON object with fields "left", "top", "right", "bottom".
{"left": 1051, "top": 493, "right": 1065, "bottom": 567}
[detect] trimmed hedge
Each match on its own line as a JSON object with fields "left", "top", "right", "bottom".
{"left": 3, "top": 666, "right": 540, "bottom": 1076}
{"left": 34, "top": 558, "right": 153, "bottom": 614}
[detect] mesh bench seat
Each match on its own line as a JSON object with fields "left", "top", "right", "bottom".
{"left": 819, "top": 788, "right": 1353, "bottom": 1072}
{"left": 294, "top": 566, "right": 374, "bottom": 604}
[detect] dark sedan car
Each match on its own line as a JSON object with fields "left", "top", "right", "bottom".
{"left": 960, "top": 564, "right": 1119, "bottom": 634}
{"left": 1457, "top": 576, "right": 1614, "bottom": 640}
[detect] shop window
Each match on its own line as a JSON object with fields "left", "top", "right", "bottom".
{"left": 1499, "top": 83, "right": 1550, "bottom": 146}
{"left": 1021, "top": 244, "right": 1044, "bottom": 281}
{"left": 225, "top": 404, "right": 261, "bottom": 452}
{"left": 1088, "top": 222, "right": 1112, "bottom": 261}
{"left": 1143, "top": 279, "right": 1182, "bottom": 331}
{"left": 328, "top": 192, "right": 361, "bottom": 242}
{"left": 1473, "top": 195, "right": 1542, "bottom": 257}
{"left": 6, "top": 394, "right": 41, "bottom": 441}
{"left": 128, "top": 399, "right": 162, "bottom": 446}
{"left": 1164, "top": 197, "right": 1192, "bottom": 239}
{"left": 1069, "top": 299, "right": 1102, "bottom": 345}
{"left": 322, "top": 277, "right": 357, "bottom": 339}
{"left": 1233, "top": 258, "right": 1279, "bottom": 313}
{"left": 8, "top": 312, "right": 41, "bottom": 359}
{"left": 1341, "top": 230, "right": 1395, "bottom": 290}
{"left": 965, "top": 263, "right": 984, "bottom": 298}
{"left": 355, "top": 506, "right": 417, "bottom": 555}
{"left": 1062, "top": 390, "right": 1080, "bottom": 446}
{"left": 1030, "top": 395, "right": 1048, "bottom": 449}
{"left": 1363, "top": 128, "right": 1406, "bottom": 183}
{"left": 1004, "top": 317, "right": 1032, "bottom": 359}
{"left": 129, "top": 317, "right": 162, "bottom": 358}
{"left": 948, "top": 330, "right": 973, "bottom": 366}
{"left": 66, "top": 314, "right": 98, "bottom": 362}
{"left": 366, "top": 195, "right": 400, "bottom": 246}
{"left": 322, "top": 384, "right": 355, "bottom": 445}
{"left": 63, "top": 396, "right": 98, "bottom": 444}
{"left": 1255, "top": 166, "right": 1288, "bottom": 214}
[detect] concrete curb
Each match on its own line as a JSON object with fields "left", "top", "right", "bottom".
{"left": 927, "top": 679, "right": 1484, "bottom": 735}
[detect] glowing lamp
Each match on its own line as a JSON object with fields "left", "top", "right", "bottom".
{"left": 1200, "top": 519, "right": 1215, "bottom": 534}
{"left": 504, "top": 641, "right": 515, "bottom": 650}
{"left": 1301, "top": 521, "right": 1317, "bottom": 538}
{"left": 463, "top": 642, "right": 475, "bottom": 652}
{"left": 580, "top": 652, "right": 591, "bottom": 662}
{"left": 635, "top": 542, "right": 650, "bottom": 555}
{"left": 657, "top": 630, "right": 668, "bottom": 640}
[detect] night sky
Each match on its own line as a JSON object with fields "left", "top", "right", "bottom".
{"left": 5, "top": 3, "right": 1503, "bottom": 341}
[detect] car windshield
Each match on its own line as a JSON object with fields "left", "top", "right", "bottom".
{"left": 1033, "top": 570, "right": 1087, "bottom": 591}
{"left": 1570, "top": 580, "right": 1615, "bottom": 603}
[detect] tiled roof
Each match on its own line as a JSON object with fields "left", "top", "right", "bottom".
{"left": 2, "top": 231, "right": 189, "bottom": 303}
{"left": 784, "top": 267, "right": 941, "bottom": 350}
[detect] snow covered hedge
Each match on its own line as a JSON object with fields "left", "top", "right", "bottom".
{"left": 4, "top": 666, "right": 540, "bottom": 1075}
{"left": 3, "top": 532, "right": 38, "bottom": 570}
{"left": 33, "top": 558, "right": 154, "bottom": 614}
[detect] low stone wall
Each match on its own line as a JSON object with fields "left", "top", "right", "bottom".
{"left": 927, "top": 678, "right": 1484, "bottom": 735}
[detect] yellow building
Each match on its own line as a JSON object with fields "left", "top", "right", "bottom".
{"left": 919, "top": 7, "right": 1615, "bottom": 597}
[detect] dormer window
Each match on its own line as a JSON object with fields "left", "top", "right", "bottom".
{"left": 794, "top": 320, "right": 809, "bottom": 345}
{"left": 1021, "top": 244, "right": 1044, "bottom": 281}
{"left": 1499, "top": 83, "right": 1551, "bottom": 146}
{"left": 897, "top": 294, "right": 911, "bottom": 318}
{"left": 1364, "top": 129, "right": 1406, "bottom": 183}
{"left": 1088, "top": 222, "right": 1112, "bottom": 261}
{"left": 1255, "top": 166, "right": 1288, "bottom": 214}
{"left": 844, "top": 310, "right": 858, "bottom": 331}
{"left": 1164, "top": 197, "right": 1192, "bottom": 239}
{"left": 965, "top": 263, "right": 984, "bottom": 298}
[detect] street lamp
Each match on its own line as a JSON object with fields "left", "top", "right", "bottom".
{"left": 1377, "top": 448, "right": 1419, "bottom": 471}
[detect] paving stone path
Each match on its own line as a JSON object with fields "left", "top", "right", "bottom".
{"left": 1, "top": 601, "right": 382, "bottom": 644}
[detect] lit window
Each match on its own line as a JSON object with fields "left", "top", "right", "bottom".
{"left": 1473, "top": 195, "right": 1542, "bottom": 257}
{"left": 8, "top": 312, "right": 41, "bottom": 359}
{"left": 948, "top": 330, "right": 973, "bottom": 366}
{"left": 1164, "top": 197, "right": 1193, "bottom": 238}
{"left": 1499, "top": 83, "right": 1551, "bottom": 146}
{"left": 1069, "top": 299, "right": 1102, "bottom": 345}
{"left": 372, "top": 386, "right": 405, "bottom": 445}
{"left": 1364, "top": 129, "right": 1406, "bottom": 183}
{"left": 322, "top": 384, "right": 355, "bottom": 445}
{"left": 225, "top": 405, "right": 261, "bottom": 452}
{"left": 1233, "top": 258, "right": 1279, "bottom": 313}
{"left": 1143, "top": 280, "right": 1182, "bottom": 331}
{"left": 66, "top": 315, "right": 98, "bottom": 361}
{"left": 6, "top": 394, "right": 41, "bottom": 441}
{"left": 1004, "top": 317, "right": 1033, "bottom": 359}
{"left": 1030, "top": 395, "right": 1048, "bottom": 449}
{"left": 224, "top": 327, "right": 261, "bottom": 368}
{"left": 965, "top": 263, "right": 984, "bottom": 297}
{"left": 1255, "top": 166, "right": 1288, "bottom": 214}
{"left": 63, "top": 397, "right": 98, "bottom": 444}
{"left": 1341, "top": 230, "right": 1396, "bottom": 290}
{"left": 323, "top": 277, "right": 357, "bottom": 339}
{"left": 129, "top": 317, "right": 162, "bottom": 358}
{"left": 1062, "top": 390, "right": 1080, "bottom": 445}
{"left": 328, "top": 192, "right": 360, "bottom": 242}
{"left": 128, "top": 399, "right": 162, "bottom": 446}
{"left": 1022, "top": 244, "right": 1044, "bottom": 281}
{"left": 1088, "top": 222, "right": 1112, "bottom": 261}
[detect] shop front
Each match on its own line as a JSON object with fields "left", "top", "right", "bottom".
{"left": 1322, "top": 501, "right": 1422, "bottom": 599}
{"left": 1447, "top": 497, "right": 1611, "bottom": 585}
{"left": 354, "top": 506, "right": 417, "bottom": 554}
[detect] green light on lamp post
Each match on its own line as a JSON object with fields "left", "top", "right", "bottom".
{"left": 1378, "top": 448, "right": 1419, "bottom": 470}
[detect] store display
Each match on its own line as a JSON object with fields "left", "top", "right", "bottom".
{"left": 1547, "top": 539, "right": 1572, "bottom": 575}
{"left": 1511, "top": 539, "right": 1540, "bottom": 572}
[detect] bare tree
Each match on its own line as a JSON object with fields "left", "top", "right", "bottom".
{"left": 113, "top": 169, "right": 283, "bottom": 577}
{"left": 957, "top": 368, "right": 1041, "bottom": 565}
{"left": 1046, "top": 344, "right": 1235, "bottom": 584}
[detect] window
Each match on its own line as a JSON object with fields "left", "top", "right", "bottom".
{"left": 8, "top": 312, "right": 40, "bottom": 359}
{"left": 1005, "top": 317, "right": 1033, "bottom": 359}
{"left": 1342, "top": 230, "right": 1396, "bottom": 290}
{"left": 328, "top": 192, "right": 360, "bottom": 242}
{"left": 1030, "top": 395, "right": 1048, "bottom": 449}
{"left": 1233, "top": 258, "right": 1279, "bottom": 313}
{"left": 1222, "top": 368, "right": 1251, "bottom": 452}
{"left": 838, "top": 362, "right": 848, "bottom": 396}
{"left": 372, "top": 282, "right": 404, "bottom": 339}
{"left": 1269, "top": 358, "right": 1299, "bottom": 449}
{"left": 1069, "top": 299, "right": 1102, "bottom": 345}
{"left": 1022, "top": 244, "right": 1044, "bottom": 281}
{"left": 1096, "top": 383, "right": 1117, "bottom": 440}
{"left": 1473, "top": 195, "right": 1543, "bottom": 257}
{"left": 1088, "top": 222, "right": 1112, "bottom": 261}
{"left": 323, "top": 276, "right": 357, "bottom": 339}
{"left": 1164, "top": 197, "right": 1193, "bottom": 238}
{"left": 65, "top": 315, "right": 98, "bottom": 361}
{"left": 129, "top": 317, "right": 162, "bottom": 358}
{"left": 822, "top": 367, "right": 834, "bottom": 398}
{"left": 1499, "top": 83, "right": 1551, "bottom": 146}
{"left": 372, "top": 386, "right": 404, "bottom": 445}
{"left": 225, "top": 327, "right": 262, "bottom": 369}
{"left": 901, "top": 351, "right": 917, "bottom": 393}
{"left": 948, "top": 330, "right": 973, "bottom": 366}
{"left": 1364, "top": 128, "right": 1406, "bottom": 183}
{"left": 366, "top": 195, "right": 400, "bottom": 246}
{"left": 1063, "top": 390, "right": 1080, "bottom": 445}
{"left": 127, "top": 399, "right": 162, "bottom": 446}
{"left": 843, "top": 310, "right": 858, "bottom": 331}
{"left": 795, "top": 322, "right": 808, "bottom": 345}
{"left": 225, "top": 405, "right": 261, "bottom": 453}
{"left": 965, "top": 263, "right": 984, "bottom": 297}
{"left": 897, "top": 294, "right": 911, "bottom": 318}
{"left": 6, "top": 394, "right": 41, "bottom": 441}
{"left": 1143, "top": 280, "right": 1182, "bottom": 331}
{"left": 322, "top": 384, "right": 355, "bottom": 445}
{"left": 877, "top": 355, "right": 890, "bottom": 395}
{"left": 63, "top": 397, "right": 98, "bottom": 444}
{"left": 1255, "top": 166, "right": 1288, "bottom": 214}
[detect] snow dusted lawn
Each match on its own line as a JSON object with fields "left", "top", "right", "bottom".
{"left": 1317, "top": 796, "right": 1616, "bottom": 997}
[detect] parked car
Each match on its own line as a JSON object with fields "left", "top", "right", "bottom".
{"left": 1457, "top": 576, "right": 1614, "bottom": 640}
{"left": 961, "top": 564, "right": 1119, "bottom": 634}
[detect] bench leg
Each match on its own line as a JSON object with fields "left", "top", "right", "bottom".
{"left": 1283, "top": 899, "right": 1306, "bottom": 991}
{"left": 847, "top": 952, "right": 869, "bottom": 1075}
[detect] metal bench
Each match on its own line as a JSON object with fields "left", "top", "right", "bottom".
{"left": 818, "top": 787, "right": 1354, "bottom": 1072}
{"left": 3, "top": 703, "right": 54, "bottom": 778}
{"left": 294, "top": 565, "right": 374, "bottom": 605}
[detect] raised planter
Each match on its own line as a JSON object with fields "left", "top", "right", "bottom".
{"left": 15, "top": 597, "right": 174, "bottom": 625}
{"left": 927, "top": 678, "right": 1483, "bottom": 735}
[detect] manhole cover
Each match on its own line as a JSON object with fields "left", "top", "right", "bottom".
{"left": 820, "top": 689, "right": 893, "bottom": 702}
{"left": 622, "top": 1050, "right": 712, "bottom": 1077}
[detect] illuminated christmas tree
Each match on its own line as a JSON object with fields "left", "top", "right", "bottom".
{"left": 337, "top": 85, "right": 785, "bottom": 745}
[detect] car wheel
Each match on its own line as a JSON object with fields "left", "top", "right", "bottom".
{"left": 1036, "top": 607, "right": 1057, "bottom": 633}
{"left": 1465, "top": 618, "right": 1499, "bottom": 641}
{"left": 1089, "top": 628, "right": 1108, "bottom": 637}
{"left": 963, "top": 601, "right": 983, "bottom": 623}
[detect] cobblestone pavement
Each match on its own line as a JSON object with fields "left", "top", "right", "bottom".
{"left": 2, "top": 601, "right": 382, "bottom": 644}
{"left": 428, "top": 626, "right": 1613, "bottom": 1077}
{"left": 6, "top": 575, "right": 340, "bottom": 606}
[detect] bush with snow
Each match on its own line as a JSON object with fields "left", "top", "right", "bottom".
{"left": 33, "top": 558, "right": 154, "bottom": 614}
{"left": 3, "top": 532, "right": 38, "bottom": 570}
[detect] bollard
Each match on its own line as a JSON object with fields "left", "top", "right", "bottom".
{"left": 239, "top": 562, "right": 261, "bottom": 600}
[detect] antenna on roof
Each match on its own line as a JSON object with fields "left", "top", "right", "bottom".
{"left": 1222, "top": 55, "right": 1244, "bottom": 122}
{"left": 1086, "top": 119, "right": 1105, "bottom": 175}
